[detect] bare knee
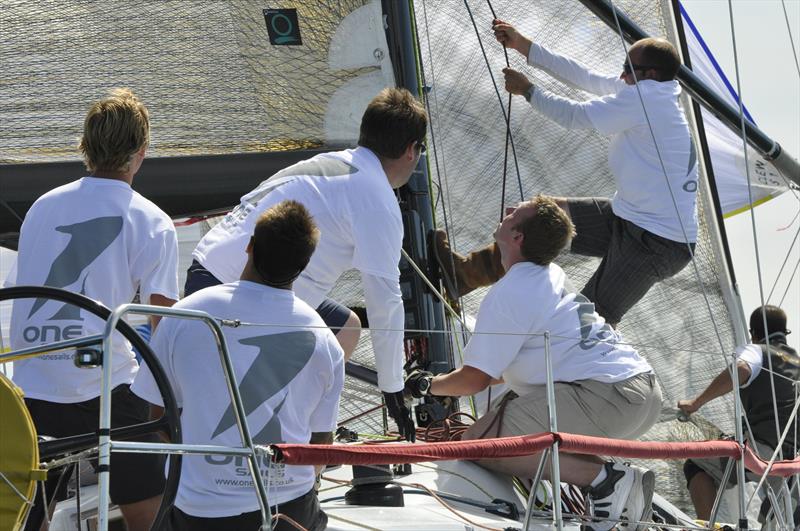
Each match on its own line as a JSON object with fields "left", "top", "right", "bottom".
{"left": 336, "top": 311, "right": 362, "bottom": 361}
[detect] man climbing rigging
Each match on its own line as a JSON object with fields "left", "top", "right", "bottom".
{"left": 433, "top": 19, "right": 698, "bottom": 328}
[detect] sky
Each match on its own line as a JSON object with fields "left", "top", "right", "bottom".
{"left": 681, "top": 0, "right": 800, "bottom": 351}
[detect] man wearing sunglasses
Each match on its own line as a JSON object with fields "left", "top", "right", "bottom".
{"left": 432, "top": 19, "right": 697, "bottom": 329}
{"left": 187, "top": 88, "right": 427, "bottom": 442}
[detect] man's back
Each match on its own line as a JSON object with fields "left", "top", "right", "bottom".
{"left": 8, "top": 177, "right": 178, "bottom": 402}
{"left": 741, "top": 342, "right": 800, "bottom": 455}
{"left": 194, "top": 147, "right": 402, "bottom": 307}
{"left": 131, "top": 281, "right": 344, "bottom": 517}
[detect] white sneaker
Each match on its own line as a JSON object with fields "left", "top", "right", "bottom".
{"left": 583, "top": 462, "right": 654, "bottom": 530}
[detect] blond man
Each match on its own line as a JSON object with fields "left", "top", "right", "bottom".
{"left": 7, "top": 88, "right": 178, "bottom": 531}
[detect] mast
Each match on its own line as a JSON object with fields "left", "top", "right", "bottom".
{"left": 577, "top": 0, "right": 800, "bottom": 188}
{"left": 382, "top": 0, "right": 454, "bottom": 419}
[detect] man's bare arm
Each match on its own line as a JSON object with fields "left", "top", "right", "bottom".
{"left": 149, "top": 293, "right": 177, "bottom": 329}
{"left": 678, "top": 361, "right": 752, "bottom": 415}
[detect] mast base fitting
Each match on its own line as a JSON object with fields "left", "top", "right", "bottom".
{"left": 345, "top": 465, "right": 404, "bottom": 506}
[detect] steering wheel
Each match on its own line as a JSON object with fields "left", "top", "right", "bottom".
{"left": 0, "top": 286, "right": 182, "bottom": 530}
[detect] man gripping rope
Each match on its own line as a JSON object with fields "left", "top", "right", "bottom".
{"left": 406, "top": 196, "right": 663, "bottom": 531}
{"left": 679, "top": 306, "right": 799, "bottom": 524}
{"left": 186, "top": 88, "right": 427, "bottom": 441}
{"left": 6, "top": 88, "right": 179, "bottom": 531}
{"left": 432, "top": 20, "right": 698, "bottom": 327}
{"left": 133, "top": 201, "right": 344, "bottom": 531}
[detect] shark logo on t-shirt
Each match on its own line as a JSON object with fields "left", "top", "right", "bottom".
{"left": 211, "top": 330, "right": 317, "bottom": 442}
{"left": 29, "top": 216, "right": 124, "bottom": 318}
{"left": 22, "top": 216, "right": 123, "bottom": 344}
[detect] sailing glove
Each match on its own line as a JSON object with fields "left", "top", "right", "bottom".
{"left": 383, "top": 390, "right": 416, "bottom": 443}
{"left": 404, "top": 370, "right": 434, "bottom": 399}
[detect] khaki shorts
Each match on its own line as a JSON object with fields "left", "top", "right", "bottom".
{"left": 492, "top": 372, "right": 663, "bottom": 440}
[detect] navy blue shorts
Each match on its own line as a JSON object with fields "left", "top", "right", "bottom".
{"left": 184, "top": 260, "right": 350, "bottom": 330}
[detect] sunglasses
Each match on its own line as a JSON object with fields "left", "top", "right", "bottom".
{"left": 622, "top": 62, "right": 660, "bottom": 75}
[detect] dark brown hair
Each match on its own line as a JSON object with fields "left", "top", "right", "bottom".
{"left": 514, "top": 195, "right": 576, "bottom": 266}
{"left": 251, "top": 200, "right": 320, "bottom": 286}
{"left": 631, "top": 38, "right": 681, "bottom": 81}
{"left": 749, "top": 305, "right": 788, "bottom": 341}
{"left": 358, "top": 88, "right": 427, "bottom": 159}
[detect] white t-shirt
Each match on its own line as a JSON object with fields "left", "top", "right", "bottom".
{"left": 194, "top": 147, "right": 402, "bottom": 304}
{"left": 131, "top": 281, "right": 344, "bottom": 518}
{"left": 527, "top": 43, "right": 698, "bottom": 243}
{"left": 194, "top": 147, "right": 407, "bottom": 392}
{"left": 735, "top": 343, "right": 764, "bottom": 387}
{"left": 6, "top": 177, "right": 179, "bottom": 403}
{"left": 463, "top": 262, "right": 652, "bottom": 396}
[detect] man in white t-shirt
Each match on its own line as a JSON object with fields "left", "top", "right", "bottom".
{"left": 432, "top": 21, "right": 697, "bottom": 328}
{"left": 133, "top": 200, "right": 344, "bottom": 531}
{"left": 186, "top": 88, "right": 427, "bottom": 441}
{"left": 6, "top": 88, "right": 179, "bottom": 531}
{"left": 679, "top": 306, "right": 799, "bottom": 524}
{"left": 406, "top": 196, "right": 663, "bottom": 531}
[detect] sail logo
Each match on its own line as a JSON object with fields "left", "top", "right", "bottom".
{"left": 204, "top": 330, "right": 316, "bottom": 475}
{"left": 23, "top": 216, "right": 123, "bottom": 343}
{"left": 263, "top": 9, "right": 302, "bottom": 46}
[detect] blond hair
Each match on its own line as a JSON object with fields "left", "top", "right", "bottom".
{"left": 79, "top": 88, "right": 150, "bottom": 174}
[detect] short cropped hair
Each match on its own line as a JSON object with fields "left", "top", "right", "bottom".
{"left": 358, "top": 88, "right": 427, "bottom": 159}
{"left": 749, "top": 305, "right": 789, "bottom": 341}
{"left": 79, "top": 88, "right": 150, "bottom": 174}
{"left": 251, "top": 200, "right": 320, "bottom": 286}
{"left": 631, "top": 38, "right": 681, "bottom": 81}
{"left": 514, "top": 195, "right": 575, "bottom": 266}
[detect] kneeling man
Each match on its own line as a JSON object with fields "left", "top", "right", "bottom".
{"left": 133, "top": 200, "right": 344, "bottom": 531}
{"left": 407, "top": 196, "right": 662, "bottom": 531}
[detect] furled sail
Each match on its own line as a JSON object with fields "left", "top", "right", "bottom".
{"left": 679, "top": 3, "right": 789, "bottom": 217}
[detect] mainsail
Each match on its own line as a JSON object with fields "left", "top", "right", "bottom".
{"left": 1, "top": 0, "right": 796, "bottom": 522}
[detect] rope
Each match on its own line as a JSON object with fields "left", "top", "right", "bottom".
{"left": 462, "top": 0, "right": 523, "bottom": 206}
{"left": 482, "top": 0, "right": 517, "bottom": 222}
{"left": 778, "top": 257, "right": 800, "bottom": 306}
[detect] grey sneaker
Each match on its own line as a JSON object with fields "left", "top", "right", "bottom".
{"left": 584, "top": 462, "right": 654, "bottom": 530}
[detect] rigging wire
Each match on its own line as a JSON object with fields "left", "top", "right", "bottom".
{"left": 766, "top": 222, "right": 800, "bottom": 304}
{"left": 462, "top": 0, "right": 524, "bottom": 207}
{"left": 778, "top": 257, "right": 800, "bottom": 307}
{"left": 725, "top": 0, "right": 787, "bottom": 482}
{"left": 781, "top": 0, "right": 800, "bottom": 79}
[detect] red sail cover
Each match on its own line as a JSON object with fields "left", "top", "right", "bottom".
{"left": 272, "top": 432, "right": 800, "bottom": 477}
